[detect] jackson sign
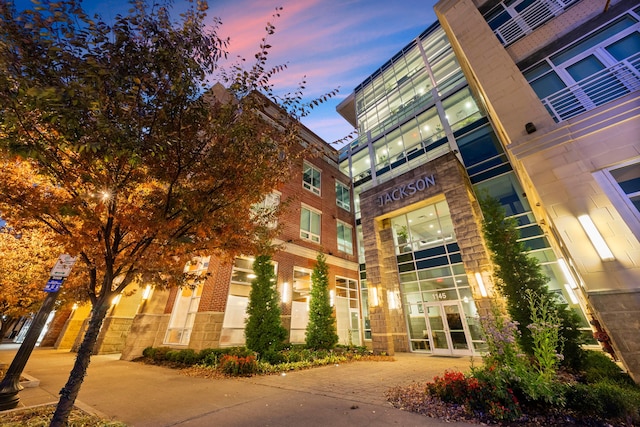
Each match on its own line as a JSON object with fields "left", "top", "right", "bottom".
{"left": 377, "top": 174, "right": 436, "bottom": 206}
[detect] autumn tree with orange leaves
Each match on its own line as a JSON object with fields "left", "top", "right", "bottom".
{"left": 0, "top": 0, "right": 335, "bottom": 424}
{"left": 0, "top": 227, "right": 86, "bottom": 340}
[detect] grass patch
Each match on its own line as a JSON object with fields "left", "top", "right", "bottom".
{"left": 0, "top": 404, "right": 126, "bottom": 427}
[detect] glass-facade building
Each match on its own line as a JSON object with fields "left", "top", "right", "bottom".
{"left": 337, "top": 22, "right": 591, "bottom": 356}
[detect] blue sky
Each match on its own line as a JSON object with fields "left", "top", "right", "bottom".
{"left": 14, "top": 0, "right": 439, "bottom": 147}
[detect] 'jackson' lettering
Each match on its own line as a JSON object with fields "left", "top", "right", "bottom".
{"left": 377, "top": 174, "right": 436, "bottom": 207}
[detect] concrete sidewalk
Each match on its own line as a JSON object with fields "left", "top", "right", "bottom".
{"left": 0, "top": 345, "right": 478, "bottom": 427}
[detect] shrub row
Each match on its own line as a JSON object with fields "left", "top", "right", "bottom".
{"left": 141, "top": 346, "right": 253, "bottom": 367}
{"left": 425, "top": 351, "right": 640, "bottom": 424}
{"left": 141, "top": 344, "right": 372, "bottom": 374}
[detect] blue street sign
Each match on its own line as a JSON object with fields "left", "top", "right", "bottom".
{"left": 44, "top": 278, "right": 64, "bottom": 293}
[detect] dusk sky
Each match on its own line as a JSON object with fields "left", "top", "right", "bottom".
{"left": 15, "top": 0, "right": 439, "bottom": 147}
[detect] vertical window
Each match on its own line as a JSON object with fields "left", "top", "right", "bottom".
{"left": 164, "top": 256, "right": 210, "bottom": 345}
{"left": 252, "top": 192, "right": 281, "bottom": 229}
{"left": 303, "top": 163, "right": 321, "bottom": 195}
{"left": 609, "top": 161, "right": 640, "bottom": 214}
{"left": 300, "top": 206, "right": 321, "bottom": 243}
{"left": 336, "top": 182, "right": 351, "bottom": 211}
{"left": 291, "top": 267, "right": 312, "bottom": 343}
{"left": 337, "top": 221, "right": 353, "bottom": 254}
{"left": 335, "top": 277, "right": 361, "bottom": 346}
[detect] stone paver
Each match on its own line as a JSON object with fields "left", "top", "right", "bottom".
{"left": 0, "top": 346, "right": 478, "bottom": 427}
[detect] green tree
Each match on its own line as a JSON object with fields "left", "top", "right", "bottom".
{"left": 479, "top": 194, "right": 584, "bottom": 368}
{"left": 305, "top": 252, "right": 338, "bottom": 350}
{"left": 0, "top": 1, "right": 333, "bottom": 424}
{"left": 245, "top": 254, "right": 287, "bottom": 358}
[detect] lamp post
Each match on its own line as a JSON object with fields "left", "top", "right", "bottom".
{"left": 0, "top": 255, "right": 75, "bottom": 410}
{"left": 0, "top": 288, "right": 61, "bottom": 410}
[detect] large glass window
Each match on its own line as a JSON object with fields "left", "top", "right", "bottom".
{"left": 164, "top": 256, "right": 210, "bottom": 345}
{"left": 337, "top": 221, "right": 354, "bottom": 255}
{"left": 351, "top": 148, "right": 372, "bottom": 185}
{"left": 523, "top": 12, "right": 640, "bottom": 121}
{"left": 475, "top": 173, "right": 531, "bottom": 217}
{"left": 220, "top": 257, "right": 278, "bottom": 346}
{"left": 335, "top": 277, "right": 361, "bottom": 346}
{"left": 291, "top": 267, "right": 312, "bottom": 343}
{"left": 303, "top": 163, "right": 321, "bottom": 195}
{"left": 391, "top": 199, "right": 454, "bottom": 254}
{"left": 442, "top": 87, "right": 482, "bottom": 133}
{"left": 300, "top": 206, "right": 321, "bottom": 243}
{"left": 336, "top": 182, "right": 351, "bottom": 211}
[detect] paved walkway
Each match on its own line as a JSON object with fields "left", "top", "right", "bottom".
{"left": 0, "top": 345, "right": 478, "bottom": 427}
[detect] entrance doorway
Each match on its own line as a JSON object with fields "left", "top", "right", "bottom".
{"left": 423, "top": 301, "right": 472, "bottom": 356}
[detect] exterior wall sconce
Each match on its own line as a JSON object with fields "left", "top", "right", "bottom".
{"left": 475, "top": 272, "right": 488, "bottom": 297}
{"left": 370, "top": 287, "right": 380, "bottom": 307}
{"left": 111, "top": 294, "right": 122, "bottom": 306}
{"left": 141, "top": 285, "right": 153, "bottom": 300}
{"left": 330, "top": 289, "right": 335, "bottom": 307}
{"left": 281, "top": 282, "right": 289, "bottom": 303}
{"left": 578, "top": 215, "right": 615, "bottom": 261}
{"left": 525, "top": 122, "right": 536, "bottom": 134}
{"left": 387, "top": 290, "right": 399, "bottom": 309}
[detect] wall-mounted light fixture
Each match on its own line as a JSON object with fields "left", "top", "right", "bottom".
{"left": 281, "top": 282, "right": 289, "bottom": 303}
{"left": 141, "top": 285, "right": 153, "bottom": 300}
{"left": 578, "top": 215, "right": 615, "bottom": 261}
{"left": 370, "top": 287, "right": 379, "bottom": 307}
{"left": 475, "top": 272, "right": 488, "bottom": 297}
{"left": 330, "top": 289, "right": 335, "bottom": 307}
{"left": 525, "top": 122, "right": 536, "bottom": 134}
{"left": 387, "top": 290, "right": 399, "bottom": 310}
{"left": 111, "top": 293, "right": 122, "bottom": 305}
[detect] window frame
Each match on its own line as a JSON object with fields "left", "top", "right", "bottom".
{"left": 300, "top": 204, "right": 321, "bottom": 243}
{"left": 336, "top": 181, "right": 351, "bottom": 211}
{"left": 303, "top": 162, "right": 322, "bottom": 196}
{"left": 164, "top": 256, "right": 210, "bottom": 345}
{"left": 337, "top": 220, "right": 354, "bottom": 254}
{"left": 593, "top": 159, "right": 640, "bottom": 241}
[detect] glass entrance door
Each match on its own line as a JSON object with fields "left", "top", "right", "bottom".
{"left": 423, "top": 301, "right": 471, "bottom": 355}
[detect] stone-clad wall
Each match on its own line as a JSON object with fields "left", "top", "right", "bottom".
{"left": 359, "top": 152, "right": 495, "bottom": 354}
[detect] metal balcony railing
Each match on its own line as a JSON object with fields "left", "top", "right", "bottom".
{"left": 494, "top": 0, "right": 579, "bottom": 46}
{"left": 541, "top": 52, "right": 640, "bottom": 122}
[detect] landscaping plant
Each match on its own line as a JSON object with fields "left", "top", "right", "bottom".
{"left": 305, "top": 252, "right": 339, "bottom": 350}
{"left": 245, "top": 254, "right": 287, "bottom": 360}
{"left": 478, "top": 194, "right": 584, "bottom": 368}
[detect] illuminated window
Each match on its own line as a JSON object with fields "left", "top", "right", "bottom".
{"left": 164, "top": 256, "right": 210, "bottom": 345}
{"left": 335, "top": 276, "right": 360, "bottom": 346}
{"left": 290, "top": 267, "right": 312, "bottom": 343}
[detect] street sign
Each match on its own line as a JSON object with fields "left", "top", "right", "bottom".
{"left": 43, "top": 278, "right": 64, "bottom": 293}
{"left": 50, "top": 254, "right": 77, "bottom": 279}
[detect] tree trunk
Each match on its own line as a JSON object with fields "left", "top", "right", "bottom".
{"left": 49, "top": 300, "right": 110, "bottom": 427}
